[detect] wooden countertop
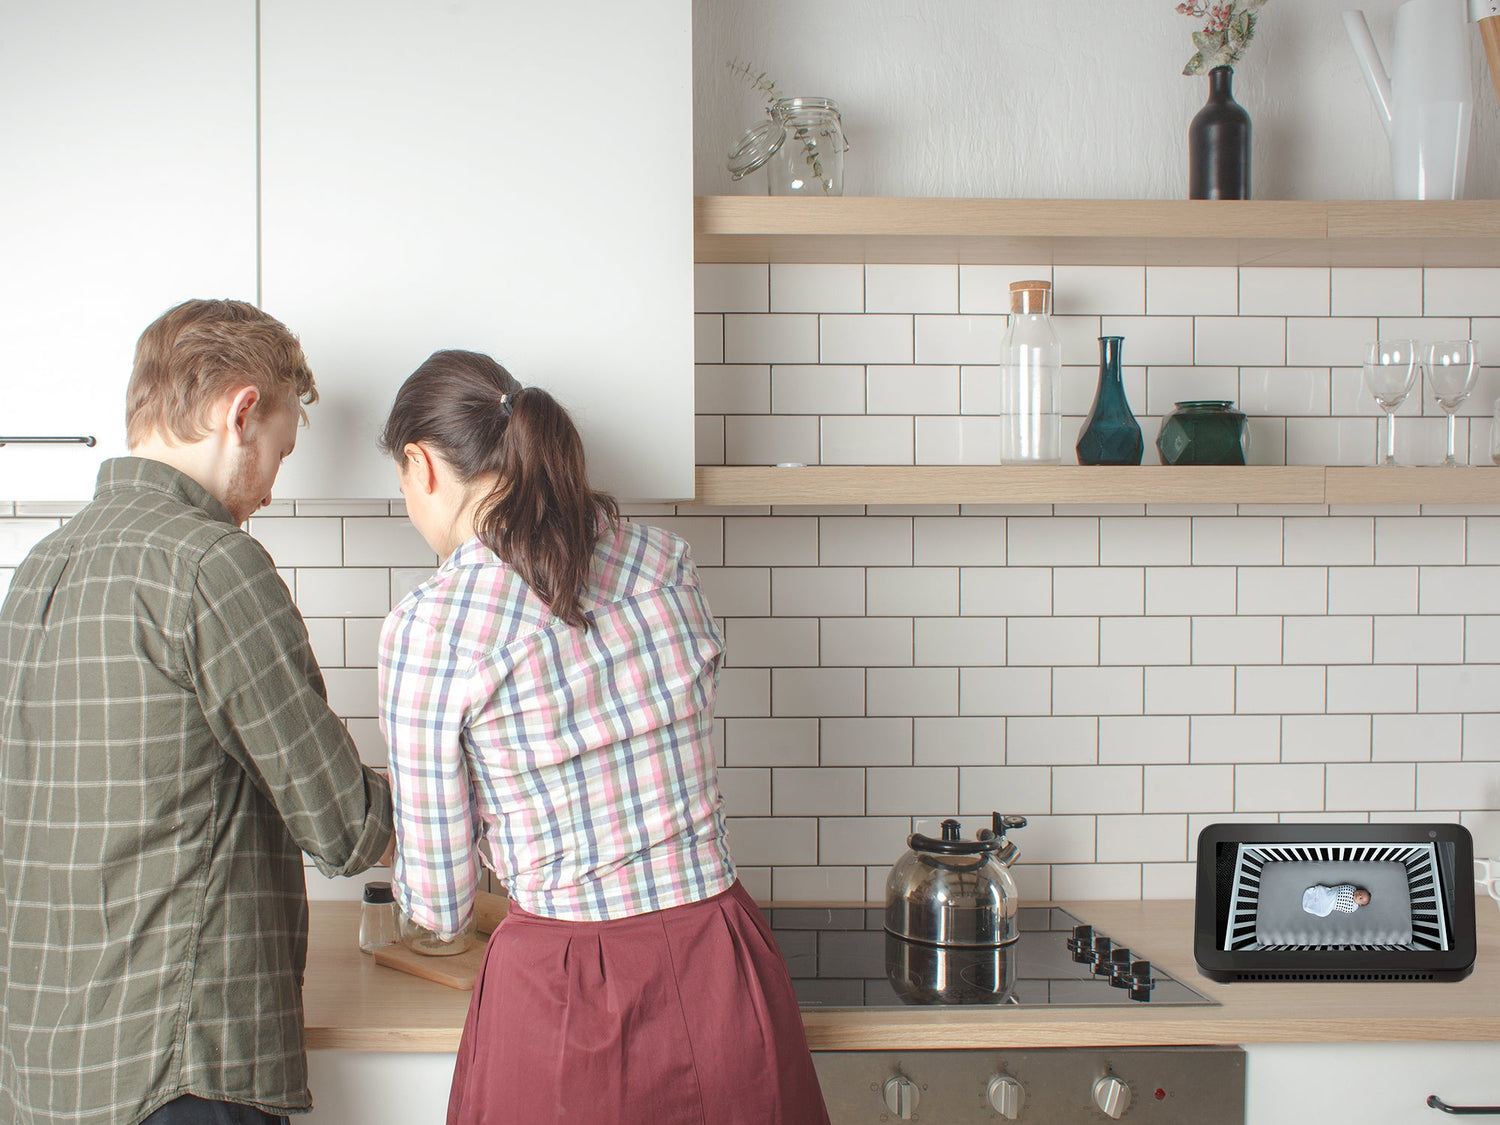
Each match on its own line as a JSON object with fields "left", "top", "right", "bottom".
{"left": 304, "top": 898, "right": 1500, "bottom": 1052}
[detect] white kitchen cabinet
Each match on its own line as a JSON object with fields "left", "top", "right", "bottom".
{"left": 1246, "top": 1042, "right": 1500, "bottom": 1124}
{"left": 259, "top": 1, "right": 694, "bottom": 502}
{"left": 0, "top": 1, "right": 258, "bottom": 502}
{"left": 306, "top": 1051, "right": 456, "bottom": 1124}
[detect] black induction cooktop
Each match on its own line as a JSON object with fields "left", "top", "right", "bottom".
{"left": 765, "top": 905, "right": 1217, "bottom": 1009}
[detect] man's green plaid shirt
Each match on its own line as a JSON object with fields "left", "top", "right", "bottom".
{"left": 1, "top": 458, "right": 393, "bottom": 1125}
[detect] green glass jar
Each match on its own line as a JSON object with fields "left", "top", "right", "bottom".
{"left": 1155, "top": 400, "right": 1249, "bottom": 466}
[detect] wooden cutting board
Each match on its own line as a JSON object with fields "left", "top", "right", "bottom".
{"left": 371, "top": 891, "right": 508, "bottom": 990}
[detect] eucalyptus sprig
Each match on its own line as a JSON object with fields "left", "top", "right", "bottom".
{"left": 726, "top": 59, "right": 780, "bottom": 103}
{"left": 1178, "top": 0, "right": 1268, "bottom": 76}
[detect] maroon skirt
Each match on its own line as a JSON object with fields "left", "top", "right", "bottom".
{"left": 446, "top": 881, "right": 830, "bottom": 1125}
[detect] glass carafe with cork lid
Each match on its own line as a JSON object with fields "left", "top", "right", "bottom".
{"left": 999, "top": 280, "right": 1062, "bottom": 465}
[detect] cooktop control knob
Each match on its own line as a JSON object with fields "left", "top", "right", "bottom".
{"left": 883, "top": 1075, "right": 920, "bottom": 1119}
{"left": 1093, "top": 1074, "right": 1132, "bottom": 1119}
{"left": 986, "top": 1075, "right": 1024, "bottom": 1119}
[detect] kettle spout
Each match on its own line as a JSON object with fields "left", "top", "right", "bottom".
{"left": 1344, "top": 9, "right": 1396, "bottom": 136}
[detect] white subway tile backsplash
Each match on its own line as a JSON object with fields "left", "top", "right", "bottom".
{"left": 1285, "top": 417, "right": 1378, "bottom": 466}
{"left": 699, "top": 567, "right": 770, "bottom": 617}
{"left": 915, "top": 717, "right": 1004, "bottom": 765}
{"left": 1100, "top": 715, "right": 1190, "bottom": 763}
{"left": 1053, "top": 666, "right": 1142, "bottom": 716}
{"left": 822, "top": 718, "right": 913, "bottom": 766}
{"left": 1096, "top": 814, "right": 1188, "bottom": 862}
{"left": 1418, "top": 664, "right": 1500, "bottom": 713}
{"left": 822, "top": 416, "right": 915, "bottom": 465}
{"left": 1286, "top": 317, "right": 1377, "bottom": 368}
{"left": 817, "top": 815, "right": 910, "bottom": 864}
{"left": 1283, "top": 518, "right": 1374, "bottom": 566}
{"left": 1146, "top": 366, "right": 1239, "bottom": 418}
{"left": 1420, "top": 566, "right": 1500, "bottom": 614}
{"left": 772, "top": 365, "right": 863, "bottom": 414}
{"left": 866, "top": 265, "right": 957, "bottom": 313}
{"left": 719, "top": 768, "right": 771, "bottom": 817}
{"left": 1194, "top": 317, "right": 1286, "bottom": 367}
{"left": 1007, "top": 517, "right": 1098, "bottom": 566}
{"left": 1005, "top": 715, "right": 1096, "bottom": 764}
{"left": 1325, "top": 762, "right": 1415, "bottom": 811}
{"left": 821, "top": 314, "right": 913, "bottom": 364}
{"left": 322, "top": 668, "right": 377, "bottom": 718}
{"left": 958, "top": 265, "right": 1053, "bottom": 314}
{"left": 867, "top": 766, "right": 958, "bottom": 815}
{"left": 1148, "top": 666, "right": 1236, "bottom": 716}
{"left": 1099, "top": 316, "right": 1193, "bottom": 365}
{"left": 1235, "top": 763, "right": 1325, "bottom": 811}
{"left": 726, "top": 818, "right": 817, "bottom": 866}
{"left": 867, "top": 668, "right": 957, "bottom": 716}
{"left": 772, "top": 667, "right": 865, "bottom": 717}
{"left": 697, "top": 364, "right": 771, "bottom": 415}
{"left": 1467, "top": 616, "right": 1500, "bottom": 663}
{"left": 1147, "top": 267, "right": 1237, "bottom": 316}
{"left": 913, "top": 316, "right": 1004, "bottom": 365}
{"left": 1054, "top": 267, "right": 1144, "bottom": 316}
{"left": 822, "top": 617, "right": 914, "bottom": 667}
{"left": 958, "top": 764, "right": 1050, "bottom": 813}
{"left": 724, "top": 618, "right": 818, "bottom": 667}
{"left": 303, "top": 618, "right": 344, "bottom": 669}
{"left": 913, "top": 617, "right": 1002, "bottom": 666}
{"left": 725, "top": 517, "right": 814, "bottom": 566}
{"left": 868, "top": 365, "right": 959, "bottom": 415}
{"left": 1331, "top": 268, "right": 1423, "bottom": 317}
{"left": 772, "top": 566, "right": 865, "bottom": 616}
{"left": 1192, "top": 516, "right": 1283, "bottom": 566}
{"left": 1189, "top": 714, "right": 1281, "bottom": 761}
{"left": 716, "top": 669, "right": 771, "bottom": 718}
{"left": 1192, "top": 615, "right": 1282, "bottom": 665}
{"left": 1239, "top": 268, "right": 1330, "bottom": 316}
{"left": 696, "top": 264, "right": 768, "bottom": 312}
{"left": 294, "top": 568, "right": 391, "bottom": 617}
{"left": 1463, "top": 714, "right": 1500, "bottom": 761}
{"left": 1007, "top": 617, "right": 1098, "bottom": 666}
{"left": 1052, "top": 567, "right": 1144, "bottom": 617}
{"left": 1236, "top": 664, "right": 1326, "bottom": 713}
{"left": 1236, "top": 566, "right": 1327, "bottom": 615}
{"left": 1054, "top": 862, "right": 1144, "bottom": 899}
{"left": 1100, "top": 617, "right": 1191, "bottom": 667}
{"left": 724, "top": 313, "right": 819, "bottom": 364}
{"left": 1283, "top": 616, "right": 1373, "bottom": 665}
{"left": 1053, "top": 765, "right": 1142, "bottom": 813}
{"left": 957, "top": 664, "right": 1047, "bottom": 715}
{"left": 724, "top": 415, "right": 820, "bottom": 466}
{"left": 960, "top": 567, "right": 1051, "bottom": 616}
{"left": 1146, "top": 567, "right": 1236, "bottom": 615}
{"left": 248, "top": 517, "right": 343, "bottom": 567}
{"left": 1375, "top": 615, "right": 1463, "bottom": 663}
{"left": 1279, "top": 716, "right": 1369, "bottom": 766}
{"left": 1374, "top": 713, "right": 1462, "bottom": 761}
{"left": 914, "top": 416, "right": 1001, "bottom": 465}
{"left": 914, "top": 517, "right": 1005, "bottom": 565}
{"left": 871, "top": 567, "right": 959, "bottom": 616}
{"left": 1375, "top": 516, "right": 1465, "bottom": 565}
{"left": 1144, "top": 763, "right": 1233, "bottom": 812}
{"left": 1100, "top": 517, "right": 1190, "bottom": 566}
{"left": 772, "top": 866, "right": 866, "bottom": 902}
{"left": 770, "top": 264, "right": 863, "bottom": 313}
{"left": 820, "top": 516, "right": 912, "bottom": 565}
{"left": 694, "top": 314, "right": 724, "bottom": 363}
{"left": 772, "top": 767, "right": 866, "bottom": 815}
{"left": 1416, "top": 761, "right": 1500, "bottom": 809}
{"left": 1424, "top": 269, "right": 1500, "bottom": 316}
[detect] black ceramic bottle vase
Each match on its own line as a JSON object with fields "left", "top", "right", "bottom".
{"left": 1189, "top": 65, "right": 1251, "bottom": 200}
{"left": 1076, "top": 336, "right": 1144, "bottom": 466}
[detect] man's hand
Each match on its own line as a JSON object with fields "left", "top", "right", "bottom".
{"left": 379, "top": 829, "right": 397, "bottom": 869}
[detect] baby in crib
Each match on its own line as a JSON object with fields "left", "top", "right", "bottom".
{"left": 1302, "top": 884, "right": 1371, "bottom": 917}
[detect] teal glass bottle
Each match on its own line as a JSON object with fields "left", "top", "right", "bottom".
{"left": 1076, "top": 336, "right": 1144, "bottom": 466}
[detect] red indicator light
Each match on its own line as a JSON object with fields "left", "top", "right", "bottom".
{"left": 1155, "top": 1088, "right": 1168, "bottom": 1100}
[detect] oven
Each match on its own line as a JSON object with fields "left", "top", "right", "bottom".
{"left": 766, "top": 905, "right": 1246, "bottom": 1123}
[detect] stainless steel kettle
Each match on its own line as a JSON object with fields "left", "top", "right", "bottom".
{"left": 884, "top": 813, "right": 1027, "bottom": 948}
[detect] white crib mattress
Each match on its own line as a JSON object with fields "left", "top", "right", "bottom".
{"left": 1254, "top": 860, "right": 1413, "bottom": 946}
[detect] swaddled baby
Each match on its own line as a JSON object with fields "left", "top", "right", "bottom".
{"left": 1302, "top": 884, "right": 1371, "bottom": 917}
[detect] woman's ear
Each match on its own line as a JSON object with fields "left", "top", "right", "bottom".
{"left": 402, "top": 442, "right": 440, "bottom": 496}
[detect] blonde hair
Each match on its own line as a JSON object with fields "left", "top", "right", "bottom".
{"left": 125, "top": 299, "right": 317, "bottom": 447}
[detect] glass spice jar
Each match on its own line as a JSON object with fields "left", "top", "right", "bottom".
{"left": 727, "top": 97, "right": 848, "bottom": 196}
{"left": 400, "top": 911, "right": 477, "bottom": 957}
{"left": 358, "top": 881, "right": 399, "bottom": 954}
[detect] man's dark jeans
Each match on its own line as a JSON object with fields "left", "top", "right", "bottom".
{"left": 142, "top": 1095, "right": 289, "bottom": 1125}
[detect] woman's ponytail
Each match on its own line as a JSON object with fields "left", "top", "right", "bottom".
{"left": 379, "top": 349, "right": 617, "bottom": 629}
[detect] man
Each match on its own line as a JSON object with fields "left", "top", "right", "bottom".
{"left": 0, "top": 299, "right": 394, "bottom": 1125}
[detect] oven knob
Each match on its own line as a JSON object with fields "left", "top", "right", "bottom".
{"left": 987, "top": 1075, "right": 1024, "bottom": 1119}
{"left": 1092, "top": 1075, "right": 1132, "bottom": 1119}
{"left": 883, "top": 1075, "right": 921, "bottom": 1119}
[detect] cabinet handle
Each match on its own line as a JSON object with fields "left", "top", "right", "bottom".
{"left": 1428, "top": 1095, "right": 1500, "bottom": 1115}
{"left": 0, "top": 435, "right": 97, "bottom": 447}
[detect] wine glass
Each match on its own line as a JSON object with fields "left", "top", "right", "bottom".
{"left": 1426, "top": 339, "right": 1479, "bottom": 467}
{"left": 1362, "top": 339, "right": 1419, "bottom": 466}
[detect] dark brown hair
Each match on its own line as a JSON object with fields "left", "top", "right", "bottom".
{"left": 125, "top": 298, "right": 316, "bottom": 446}
{"left": 379, "top": 349, "right": 618, "bottom": 629}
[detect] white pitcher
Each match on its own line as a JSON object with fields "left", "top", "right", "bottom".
{"left": 1344, "top": 0, "right": 1474, "bottom": 199}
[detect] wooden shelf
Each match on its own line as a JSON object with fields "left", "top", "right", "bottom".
{"left": 693, "top": 465, "right": 1500, "bottom": 507}
{"left": 695, "top": 197, "right": 1500, "bottom": 267}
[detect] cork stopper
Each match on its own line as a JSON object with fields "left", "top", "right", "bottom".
{"left": 1009, "top": 280, "right": 1052, "bottom": 315}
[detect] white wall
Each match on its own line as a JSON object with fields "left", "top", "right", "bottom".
{"left": 693, "top": 0, "right": 1500, "bottom": 200}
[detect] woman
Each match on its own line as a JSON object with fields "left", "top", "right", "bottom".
{"left": 375, "top": 350, "right": 828, "bottom": 1125}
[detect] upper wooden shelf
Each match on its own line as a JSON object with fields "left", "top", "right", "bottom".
{"left": 692, "top": 465, "right": 1500, "bottom": 507}
{"left": 694, "top": 196, "right": 1500, "bottom": 267}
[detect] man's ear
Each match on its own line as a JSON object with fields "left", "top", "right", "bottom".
{"left": 403, "top": 441, "right": 440, "bottom": 495}
{"left": 225, "top": 386, "right": 262, "bottom": 448}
